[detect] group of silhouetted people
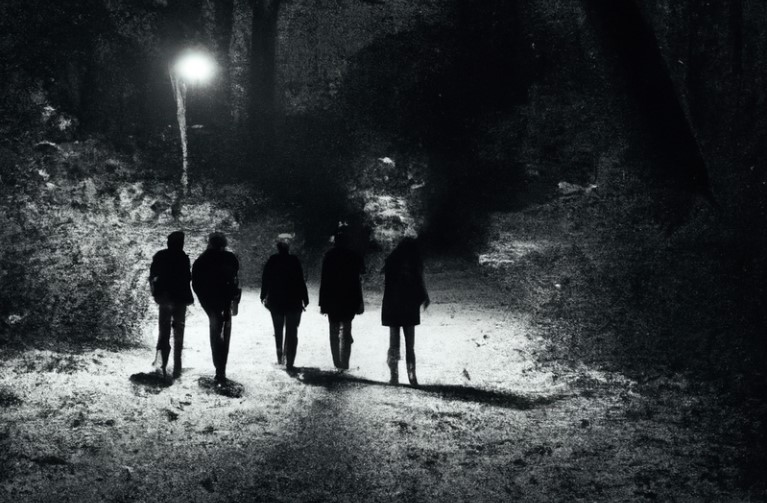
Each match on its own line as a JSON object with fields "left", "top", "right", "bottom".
{"left": 148, "top": 228, "right": 429, "bottom": 387}
{"left": 150, "top": 231, "right": 240, "bottom": 382}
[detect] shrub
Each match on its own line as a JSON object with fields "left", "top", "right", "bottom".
{"left": 0, "top": 139, "right": 242, "bottom": 348}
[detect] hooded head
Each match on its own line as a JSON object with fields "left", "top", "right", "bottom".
{"left": 276, "top": 241, "right": 290, "bottom": 254}
{"left": 167, "top": 231, "right": 185, "bottom": 250}
{"left": 276, "top": 233, "right": 293, "bottom": 254}
{"left": 385, "top": 236, "right": 420, "bottom": 272}
{"left": 208, "top": 232, "right": 228, "bottom": 250}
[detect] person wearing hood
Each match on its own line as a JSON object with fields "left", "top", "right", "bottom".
{"left": 319, "top": 228, "right": 365, "bottom": 370}
{"left": 260, "top": 234, "right": 309, "bottom": 371}
{"left": 192, "top": 232, "right": 240, "bottom": 383}
{"left": 149, "top": 230, "right": 194, "bottom": 378}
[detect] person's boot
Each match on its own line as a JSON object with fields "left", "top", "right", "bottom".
{"left": 387, "top": 353, "right": 399, "bottom": 385}
{"left": 158, "top": 348, "right": 170, "bottom": 378}
{"left": 389, "top": 360, "right": 399, "bottom": 384}
{"left": 406, "top": 360, "right": 418, "bottom": 387}
{"left": 339, "top": 330, "right": 352, "bottom": 370}
{"left": 329, "top": 324, "right": 341, "bottom": 368}
{"left": 172, "top": 345, "right": 183, "bottom": 378}
{"left": 285, "top": 341, "right": 296, "bottom": 371}
{"left": 152, "top": 349, "right": 163, "bottom": 369}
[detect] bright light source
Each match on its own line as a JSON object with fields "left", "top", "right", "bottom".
{"left": 174, "top": 52, "right": 215, "bottom": 84}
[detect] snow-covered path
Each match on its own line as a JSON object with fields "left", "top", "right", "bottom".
{"left": 0, "top": 265, "right": 743, "bottom": 501}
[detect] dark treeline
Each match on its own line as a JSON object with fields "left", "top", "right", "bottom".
{"left": 3, "top": 0, "right": 762, "bottom": 220}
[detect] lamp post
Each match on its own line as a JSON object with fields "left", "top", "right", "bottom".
{"left": 170, "top": 50, "right": 215, "bottom": 196}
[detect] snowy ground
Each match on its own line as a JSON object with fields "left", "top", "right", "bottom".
{"left": 0, "top": 263, "right": 752, "bottom": 501}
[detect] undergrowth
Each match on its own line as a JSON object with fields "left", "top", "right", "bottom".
{"left": 486, "top": 182, "right": 766, "bottom": 381}
{"left": 483, "top": 177, "right": 767, "bottom": 491}
{"left": 0, "top": 139, "right": 257, "bottom": 349}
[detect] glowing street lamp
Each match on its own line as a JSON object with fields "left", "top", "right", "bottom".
{"left": 170, "top": 50, "right": 216, "bottom": 196}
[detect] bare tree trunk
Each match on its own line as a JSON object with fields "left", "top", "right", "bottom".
{"left": 250, "top": 0, "right": 281, "bottom": 165}
{"left": 229, "top": 0, "right": 252, "bottom": 129}
{"left": 581, "top": 0, "right": 712, "bottom": 200}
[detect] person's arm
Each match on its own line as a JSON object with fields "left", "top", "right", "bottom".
{"left": 418, "top": 257, "right": 430, "bottom": 309}
{"left": 358, "top": 252, "right": 366, "bottom": 275}
{"left": 149, "top": 253, "right": 159, "bottom": 280}
{"left": 261, "top": 258, "right": 271, "bottom": 303}
{"left": 149, "top": 252, "right": 161, "bottom": 296}
{"left": 297, "top": 258, "right": 309, "bottom": 308}
{"left": 183, "top": 255, "right": 192, "bottom": 283}
{"left": 232, "top": 253, "right": 241, "bottom": 300}
{"left": 182, "top": 254, "right": 194, "bottom": 305}
{"left": 319, "top": 255, "right": 328, "bottom": 313}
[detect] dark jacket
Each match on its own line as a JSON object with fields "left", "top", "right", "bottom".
{"left": 381, "top": 249, "right": 428, "bottom": 327}
{"left": 192, "top": 249, "right": 240, "bottom": 310}
{"left": 319, "top": 246, "right": 364, "bottom": 322}
{"left": 260, "top": 252, "right": 309, "bottom": 313}
{"left": 149, "top": 248, "right": 194, "bottom": 306}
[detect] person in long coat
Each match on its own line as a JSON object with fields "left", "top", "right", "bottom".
{"left": 192, "top": 232, "right": 240, "bottom": 383}
{"left": 381, "top": 237, "right": 430, "bottom": 386}
{"left": 319, "top": 230, "right": 364, "bottom": 370}
{"left": 149, "top": 230, "right": 194, "bottom": 378}
{"left": 260, "top": 235, "right": 309, "bottom": 370}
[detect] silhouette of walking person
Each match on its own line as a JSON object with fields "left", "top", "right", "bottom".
{"left": 260, "top": 234, "right": 309, "bottom": 371}
{"left": 319, "top": 228, "right": 364, "bottom": 370}
{"left": 192, "top": 232, "right": 240, "bottom": 383}
{"left": 382, "top": 237, "right": 430, "bottom": 386}
{"left": 149, "top": 230, "right": 194, "bottom": 378}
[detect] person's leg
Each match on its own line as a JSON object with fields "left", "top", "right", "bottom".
{"left": 339, "top": 320, "right": 353, "bottom": 370}
{"left": 284, "top": 310, "right": 301, "bottom": 369}
{"left": 387, "top": 326, "right": 401, "bottom": 384}
{"left": 220, "top": 309, "right": 232, "bottom": 379}
{"left": 155, "top": 304, "right": 172, "bottom": 374}
{"left": 207, "top": 307, "right": 224, "bottom": 380}
{"left": 329, "top": 320, "right": 341, "bottom": 368}
{"left": 270, "top": 311, "right": 286, "bottom": 364}
{"left": 171, "top": 304, "right": 186, "bottom": 378}
{"left": 403, "top": 326, "right": 417, "bottom": 386}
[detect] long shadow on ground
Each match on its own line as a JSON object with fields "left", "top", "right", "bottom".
{"left": 294, "top": 367, "right": 564, "bottom": 410}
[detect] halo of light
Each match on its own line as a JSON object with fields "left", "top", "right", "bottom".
{"left": 174, "top": 52, "right": 215, "bottom": 84}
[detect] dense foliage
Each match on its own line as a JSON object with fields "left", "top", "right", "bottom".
{"left": 0, "top": 133, "right": 252, "bottom": 347}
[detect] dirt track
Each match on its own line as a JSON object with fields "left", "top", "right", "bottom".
{"left": 0, "top": 263, "right": 750, "bottom": 501}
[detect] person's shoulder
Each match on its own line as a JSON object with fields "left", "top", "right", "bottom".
{"left": 193, "top": 249, "right": 210, "bottom": 263}
{"left": 152, "top": 249, "right": 169, "bottom": 260}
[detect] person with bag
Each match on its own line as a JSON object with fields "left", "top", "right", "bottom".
{"left": 381, "top": 237, "right": 430, "bottom": 386}
{"left": 260, "top": 234, "right": 309, "bottom": 371}
{"left": 319, "top": 228, "right": 365, "bottom": 370}
{"left": 192, "top": 232, "right": 240, "bottom": 383}
{"left": 149, "top": 230, "right": 195, "bottom": 378}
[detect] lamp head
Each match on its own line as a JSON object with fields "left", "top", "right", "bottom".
{"left": 174, "top": 51, "right": 215, "bottom": 84}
